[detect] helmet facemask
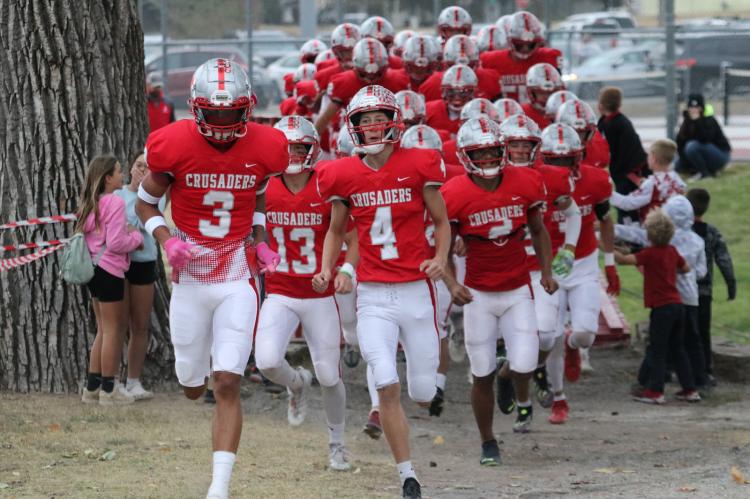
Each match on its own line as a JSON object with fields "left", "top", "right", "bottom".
{"left": 348, "top": 109, "right": 403, "bottom": 155}
{"left": 286, "top": 141, "right": 318, "bottom": 174}
{"left": 442, "top": 86, "right": 475, "bottom": 113}
{"left": 504, "top": 138, "right": 540, "bottom": 167}
{"left": 192, "top": 103, "right": 251, "bottom": 143}
{"left": 510, "top": 39, "right": 540, "bottom": 60}
{"left": 461, "top": 144, "right": 505, "bottom": 178}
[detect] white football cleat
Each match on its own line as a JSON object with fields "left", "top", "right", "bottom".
{"left": 328, "top": 443, "right": 352, "bottom": 471}
{"left": 287, "top": 367, "right": 313, "bottom": 426}
{"left": 580, "top": 347, "right": 594, "bottom": 374}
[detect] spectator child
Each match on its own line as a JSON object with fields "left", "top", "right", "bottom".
{"left": 78, "top": 154, "right": 144, "bottom": 406}
{"left": 616, "top": 195, "right": 708, "bottom": 391}
{"left": 610, "top": 139, "right": 685, "bottom": 224}
{"left": 597, "top": 86, "right": 648, "bottom": 224}
{"left": 686, "top": 188, "right": 736, "bottom": 383}
{"left": 614, "top": 208, "right": 696, "bottom": 404}
{"left": 115, "top": 151, "right": 167, "bottom": 401}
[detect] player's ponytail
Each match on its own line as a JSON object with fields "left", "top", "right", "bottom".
{"left": 74, "top": 154, "right": 119, "bottom": 233}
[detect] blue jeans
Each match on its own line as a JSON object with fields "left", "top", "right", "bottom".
{"left": 675, "top": 140, "right": 730, "bottom": 177}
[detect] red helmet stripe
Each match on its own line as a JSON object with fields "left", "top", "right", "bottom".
{"left": 377, "top": 18, "right": 383, "bottom": 35}
{"left": 557, "top": 125, "right": 564, "bottom": 145}
{"left": 453, "top": 8, "right": 459, "bottom": 24}
{"left": 479, "top": 118, "right": 488, "bottom": 133}
{"left": 418, "top": 127, "right": 424, "bottom": 144}
{"left": 217, "top": 60, "right": 226, "bottom": 90}
{"left": 368, "top": 40, "right": 375, "bottom": 64}
{"left": 523, "top": 13, "right": 531, "bottom": 32}
{"left": 456, "top": 66, "right": 463, "bottom": 83}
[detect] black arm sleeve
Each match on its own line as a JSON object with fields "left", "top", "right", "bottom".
{"left": 594, "top": 200, "right": 610, "bottom": 221}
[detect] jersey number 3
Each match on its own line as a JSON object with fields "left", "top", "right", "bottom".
{"left": 199, "top": 191, "right": 233, "bottom": 238}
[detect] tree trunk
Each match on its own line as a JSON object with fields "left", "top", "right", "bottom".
{"left": 0, "top": 0, "right": 173, "bottom": 392}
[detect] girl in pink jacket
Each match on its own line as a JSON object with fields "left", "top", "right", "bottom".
{"left": 76, "top": 154, "right": 143, "bottom": 406}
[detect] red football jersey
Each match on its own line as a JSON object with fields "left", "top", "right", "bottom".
{"left": 283, "top": 72, "right": 295, "bottom": 96}
{"left": 316, "top": 147, "right": 446, "bottom": 283}
{"left": 327, "top": 69, "right": 410, "bottom": 106}
{"left": 479, "top": 48, "right": 563, "bottom": 104}
{"left": 264, "top": 171, "right": 334, "bottom": 298}
{"left": 418, "top": 67, "right": 501, "bottom": 102}
{"left": 521, "top": 102, "right": 551, "bottom": 129}
{"left": 279, "top": 97, "right": 296, "bottom": 116}
{"left": 145, "top": 120, "right": 289, "bottom": 283}
{"left": 425, "top": 100, "right": 460, "bottom": 136}
{"left": 315, "top": 63, "right": 344, "bottom": 94}
{"left": 524, "top": 164, "right": 575, "bottom": 272}
{"left": 585, "top": 130, "right": 610, "bottom": 169}
{"left": 316, "top": 58, "right": 339, "bottom": 72}
{"left": 389, "top": 55, "right": 403, "bottom": 69}
{"left": 442, "top": 139, "right": 459, "bottom": 165}
{"left": 442, "top": 167, "right": 546, "bottom": 292}
{"left": 546, "top": 164, "right": 611, "bottom": 260}
{"left": 424, "top": 162, "right": 464, "bottom": 257}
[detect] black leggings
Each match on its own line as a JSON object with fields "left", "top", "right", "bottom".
{"left": 638, "top": 304, "right": 695, "bottom": 393}
{"left": 698, "top": 295, "right": 713, "bottom": 374}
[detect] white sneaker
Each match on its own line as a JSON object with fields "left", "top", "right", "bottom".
{"left": 328, "top": 443, "right": 352, "bottom": 471}
{"left": 81, "top": 387, "right": 99, "bottom": 404}
{"left": 287, "top": 367, "right": 313, "bottom": 426}
{"left": 580, "top": 347, "right": 594, "bottom": 374}
{"left": 99, "top": 384, "right": 135, "bottom": 406}
{"left": 126, "top": 381, "right": 154, "bottom": 401}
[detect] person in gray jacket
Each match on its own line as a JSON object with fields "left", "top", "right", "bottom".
{"left": 616, "top": 195, "right": 709, "bottom": 390}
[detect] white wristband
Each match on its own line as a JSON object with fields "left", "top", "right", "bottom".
{"left": 339, "top": 262, "right": 354, "bottom": 278}
{"left": 138, "top": 184, "right": 161, "bottom": 205}
{"left": 604, "top": 252, "right": 615, "bottom": 266}
{"left": 253, "top": 212, "right": 266, "bottom": 228}
{"left": 144, "top": 215, "right": 167, "bottom": 236}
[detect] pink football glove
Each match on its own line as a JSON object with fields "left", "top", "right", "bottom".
{"left": 164, "top": 237, "right": 196, "bottom": 272}
{"left": 255, "top": 242, "right": 281, "bottom": 274}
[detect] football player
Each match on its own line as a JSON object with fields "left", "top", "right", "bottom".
{"left": 437, "top": 5, "right": 472, "bottom": 45}
{"left": 314, "top": 85, "right": 450, "bottom": 499}
{"left": 555, "top": 99, "right": 611, "bottom": 170}
{"left": 522, "top": 63, "right": 565, "bottom": 129}
{"left": 441, "top": 115, "right": 556, "bottom": 465}
{"left": 425, "top": 64, "right": 477, "bottom": 137}
{"left": 480, "top": 11, "right": 563, "bottom": 104}
{"left": 400, "top": 34, "right": 441, "bottom": 91}
{"left": 136, "top": 59, "right": 288, "bottom": 499}
{"left": 360, "top": 16, "right": 403, "bottom": 68}
{"left": 442, "top": 97, "right": 501, "bottom": 165}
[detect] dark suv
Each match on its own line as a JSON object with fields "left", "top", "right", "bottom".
{"left": 676, "top": 32, "right": 750, "bottom": 99}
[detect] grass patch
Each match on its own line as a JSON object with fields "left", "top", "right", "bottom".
{"left": 614, "top": 164, "right": 750, "bottom": 344}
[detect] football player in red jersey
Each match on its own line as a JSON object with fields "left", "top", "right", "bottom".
{"left": 425, "top": 64, "right": 477, "bottom": 137}
{"left": 442, "top": 98, "right": 501, "bottom": 165}
{"left": 480, "top": 11, "right": 563, "bottom": 104}
{"left": 477, "top": 25, "right": 507, "bottom": 55}
{"left": 136, "top": 59, "right": 288, "bottom": 499}
{"left": 544, "top": 89, "right": 577, "bottom": 124}
{"left": 315, "top": 38, "right": 409, "bottom": 136}
{"left": 401, "top": 124, "right": 463, "bottom": 419}
{"left": 360, "top": 16, "right": 403, "bottom": 69}
{"left": 522, "top": 63, "right": 565, "bottom": 129}
{"left": 540, "top": 119, "right": 619, "bottom": 424}
{"left": 437, "top": 5, "right": 472, "bottom": 45}
{"left": 493, "top": 97, "right": 524, "bottom": 121}
{"left": 400, "top": 34, "right": 441, "bottom": 91}
{"left": 556, "top": 99, "right": 611, "bottom": 169}
{"left": 527, "top": 124, "right": 584, "bottom": 418}
{"left": 279, "top": 64, "right": 318, "bottom": 117}
{"left": 313, "top": 85, "right": 450, "bottom": 499}
{"left": 314, "top": 23, "right": 361, "bottom": 96}
{"left": 418, "top": 35, "right": 501, "bottom": 101}
{"left": 254, "top": 116, "right": 357, "bottom": 471}
{"left": 441, "top": 116, "right": 556, "bottom": 465}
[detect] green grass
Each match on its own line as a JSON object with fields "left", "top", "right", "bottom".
{"left": 613, "top": 164, "right": 750, "bottom": 344}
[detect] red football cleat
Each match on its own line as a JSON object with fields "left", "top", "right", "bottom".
{"left": 564, "top": 334, "right": 581, "bottom": 383}
{"left": 548, "top": 399, "right": 569, "bottom": 424}
{"left": 363, "top": 409, "right": 382, "bottom": 440}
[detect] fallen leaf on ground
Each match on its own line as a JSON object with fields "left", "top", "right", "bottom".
{"left": 48, "top": 423, "right": 61, "bottom": 432}
{"left": 433, "top": 435, "right": 444, "bottom": 445}
{"left": 731, "top": 466, "right": 750, "bottom": 484}
{"left": 678, "top": 486, "right": 697, "bottom": 492}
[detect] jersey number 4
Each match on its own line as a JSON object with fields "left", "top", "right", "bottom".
{"left": 370, "top": 206, "right": 398, "bottom": 260}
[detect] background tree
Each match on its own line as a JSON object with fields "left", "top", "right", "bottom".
{"left": 0, "top": 0, "right": 173, "bottom": 392}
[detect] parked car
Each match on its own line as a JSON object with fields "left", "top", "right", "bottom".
{"left": 557, "top": 10, "right": 637, "bottom": 30}
{"left": 266, "top": 52, "right": 302, "bottom": 95}
{"left": 248, "top": 30, "right": 304, "bottom": 66}
{"left": 676, "top": 32, "right": 750, "bottom": 99}
{"left": 144, "top": 48, "right": 281, "bottom": 109}
{"left": 563, "top": 44, "right": 668, "bottom": 99}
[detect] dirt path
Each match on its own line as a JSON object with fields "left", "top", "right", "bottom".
{"left": 1, "top": 345, "right": 750, "bottom": 498}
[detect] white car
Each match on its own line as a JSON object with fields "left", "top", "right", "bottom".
{"left": 266, "top": 52, "right": 302, "bottom": 95}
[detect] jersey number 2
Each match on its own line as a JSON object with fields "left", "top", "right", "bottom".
{"left": 199, "top": 191, "right": 233, "bottom": 238}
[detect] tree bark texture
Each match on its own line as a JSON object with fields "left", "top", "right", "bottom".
{"left": 0, "top": 0, "right": 173, "bottom": 392}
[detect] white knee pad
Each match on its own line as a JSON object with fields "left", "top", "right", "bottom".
{"left": 570, "top": 330, "right": 596, "bottom": 349}
{"left": 253, "top": 346, "right": 284, "bottom": 371}
{"left": 407, "top": 374, "right": 437, "bottom": 403}
{"left": 538, "top": 329, "right": 557, "bottom": 352}
{"left": 174, "top": 358, "right": 208, "bottom": 388}
{"left": 313, "top": 359, "right": 341, "bottom": 388}
{"left": 213, "top": 338, "right": 248, "bottom": 374}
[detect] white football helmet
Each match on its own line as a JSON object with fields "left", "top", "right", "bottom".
{"left": 360, "top": 16, "right": 395, "bottom": 49}
{"left": 526, "top": 63, "right": 564, "bottom": 111}
{"left": 493, "top": 98, "right": 524, "bottom": 122}
{"left": 395, "top": 90, "right": 426, "bottom": 127}
{"left": 401, "top": 125, "right": 443, "bottom": 151}
{"left": 556, "top": 99, "right": 598, "bottom": 144}
{"left": 392, "top": 30, "right": 415, "bottom": 57}
{"left": 346, "top": 85, "right": 403, "bottom": 155}
{"left": 314, "top": 49, "right": 336, "bottom": 66}
{"left": 460, "top": 98, "right": 501, "bottom": 124}
{"left": 443, "top": 34, "right": 479, "bottom": 69}
{"left": 544, "top": 90, "right": 578, "bottom": 122}
{"left": 189, "top": 58, "right": 254, "bottom": 143}
{"left": 441, "top": 64, "right": 478, "bottom": 112}
{"left": 300, "top": 39, "right": 328, "bottom": 64}
{"left": 499, "top": 113, "right": 542, "bottom": 167}
{"left": 331, "top": 23, "right": 360, "bottom": 68}
{"left": 352, "top": 38, "right": 389, "bottom": 83}
{"left": 507, "top": 11, "right": 545, "bottom": 60}
{"left": 402, "top": 35, "right": 441, "bottom": 85}
{"left": 293, "top": 63, "right": 316, "bottom": 83}
{"left": 477, "top": 25, "right": 507, "bottom": 53}
{"left": 335, "top": 130, "right": 356, "bottom": 158}
{"left": 495, "top": 15, "right": 513, "bottom": 36}
{"left": 438, "top": 6, "right": 472, "bottom": 40}
{"left": 457, "top": 117, "right": 505, "bottom": 177}
{"left": 273, "top": 115, "right": 321, "bottom": 174}
{"left": 540, "top": 123, "right": 583, "bottom": 172}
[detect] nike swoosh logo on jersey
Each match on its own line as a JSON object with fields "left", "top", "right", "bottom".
{"left": 397, "top": 176, "right": 411, "bottom": 182}
{"left": 511, "top": 196, "right": 522, "bottom": 201}
{"left": 581, "top": 195, "right": 590, "bottom": 200}
{"left": 244, "top": 163, "right": 257, "bottom": 168}
{"left": 310, "top": 202, "right": 322, "bottom": 207}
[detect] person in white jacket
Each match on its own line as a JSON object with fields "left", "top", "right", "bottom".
{"left": 615, "top": 195, "right": 709, "bottom": 390}
{"left": 610, "top": 139, "right": 685, "bottom": 225}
